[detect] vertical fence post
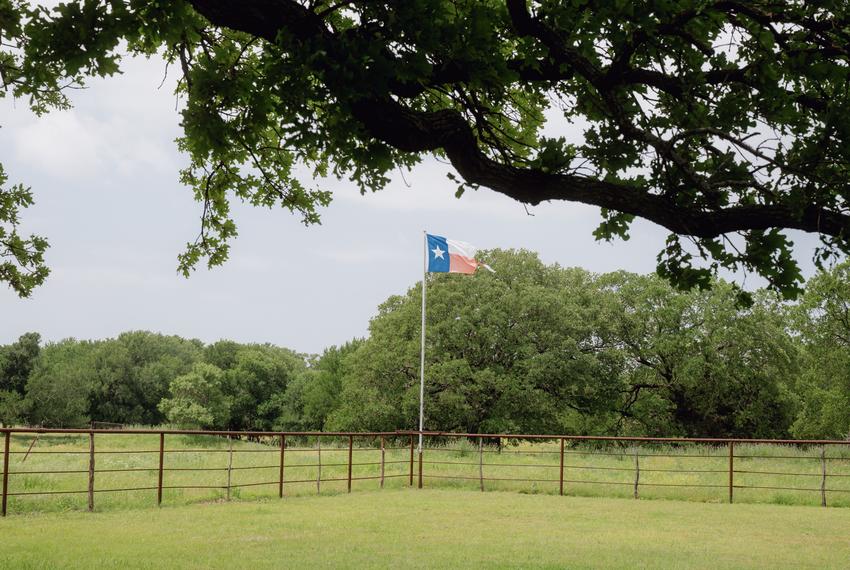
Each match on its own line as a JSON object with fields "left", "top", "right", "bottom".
{"left": 728, "top": 441, "right": 734, "bottom": 504}
{"left": 478, "top": 437, "right": 484, "bottom": 492}
{"left": 88, "top": 431, "right": 95, "bottom": 512}
{"left": 157, "top": 433, "right": 164, "bottom": 506}
{"left": 408, "top": 435, "right": 414, "bottom": 486}
{"left": 821, "top": 447, "right": 827, "bottom": 508}
{"left": 226, "top": 437, "right": 233, "bottom": 501}
{"left": 559, "top": 438, "right": 565, "bottom": 497}
{"left": 2, "top": 431, "right": 10, "bottom": 517}
{"left": 316, "top": 438, "right": 322, "bottom": 494}
{"left": 633, "top": 447, "right": 640, "bottom": 499}
{"left": 380, "top": 436, "right": 385, "bottom": 489}
{"left": 279, "top": 434, "right": 286, "bottom": 499}
{"left": 347, "top": 435, "right": 354, "bottom": 493}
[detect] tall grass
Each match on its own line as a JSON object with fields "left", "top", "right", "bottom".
{"left": 3, "top": 430, "right": 849, "bottom": 515}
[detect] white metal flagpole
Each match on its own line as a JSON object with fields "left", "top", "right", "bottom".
{"left": 419, "top": 230, "right": 427, "bottom": 454}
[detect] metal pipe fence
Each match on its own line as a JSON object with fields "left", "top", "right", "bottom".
{"left": 1, "top": 427, "right": 849, "bottom": 516}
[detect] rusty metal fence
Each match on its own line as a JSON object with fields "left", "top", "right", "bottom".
{"left": 2, "top": 427, "right": 849, "bottom": 516}
{"left": 416, "top": 432, "right": 850, "bottom": 507}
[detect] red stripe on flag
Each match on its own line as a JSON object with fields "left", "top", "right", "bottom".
{"left": 449, "top": 254, "right": 477, "bottom": 274}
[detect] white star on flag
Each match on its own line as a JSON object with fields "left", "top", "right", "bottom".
{"left": 431, "top": 245, "right": 445, "bottom": 259}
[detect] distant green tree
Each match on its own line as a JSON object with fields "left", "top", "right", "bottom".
{"left": 0, "top": 332, "right": 40, "bottom": 392}
{"left": 327, "top": 250, "right": 622, "bottom": 434}
{"left": 0, "top": 331, "right": 40, "bottom": 424}
{"left": 203, "top": 340, "right": 243, "bottom": 371}
{"left": 6, "top": 331, "right": 311, "bottom": 430}
{"left": 599, "top": 274, "right": 798, "bottom": 438}
{"left": 159, "top": 362, "right": 229, "bottom": 429}
{"left": 222, "top": 345, "right": 306, "bottom": 431}
{"left": 0, "top": 391, "right": 25, "bottom": 427}
{"left": 24, "top": 339, "right": 96, "bottom": 427}
{"left": 277, "top": 341, "right": 361, "bottom": 431}
{"left": 87, "top": 331, "right": 203, "bottom": 425}
{"left": 790, "top": 262, "right": 850, "bottom": 439}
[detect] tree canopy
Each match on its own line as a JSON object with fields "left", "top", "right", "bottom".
{"left": 5, "top": 331, "right": 307, "bottom": 428}
{"left": 789, "top": 262, "right": 850, "bottom": 438}
{"left": 2, "top": 1, "right": 850, "bottom": 297}
{"left": 325, "top": 250, "right": 798, "bottom": 437}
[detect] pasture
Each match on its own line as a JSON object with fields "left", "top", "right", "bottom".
{"left": 2, "top": 490, "right": 850, "bottom": 569}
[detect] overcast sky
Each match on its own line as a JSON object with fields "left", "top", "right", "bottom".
{"left": 0, "top": 54, "right": 827, "bottom": 354}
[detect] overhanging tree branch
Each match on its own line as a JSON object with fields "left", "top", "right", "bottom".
{"left": 9, "top": 0, "right": 850, "bottom": 297}
{"left": 187, "top": 0, "right": 850, "bottom": 243}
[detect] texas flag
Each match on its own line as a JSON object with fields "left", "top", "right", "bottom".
{"left": 427, "top": 234, "right": 494, "bottom": 274}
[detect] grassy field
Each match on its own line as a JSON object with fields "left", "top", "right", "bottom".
{"left": 2, "top": 430, "right": 850, "bottom": 515}
{"left": 2, "top": 489, "right": 850, "bottom": 569}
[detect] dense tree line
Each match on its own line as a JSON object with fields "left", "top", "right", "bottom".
{"left": 0, "top": 333, "right": 305, "bottom": 431}
{"left": 2, "top": 250, "right": 850, "bottom": 439}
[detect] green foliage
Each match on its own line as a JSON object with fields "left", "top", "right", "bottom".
{"left": 2, "top": 1, "right": 850, "bottom": 296}
{"left": 0, "top": 390, "right": 25, "bottom": 426}
{"left": 87, "top": 332, "right": 203, "bottom": 425}
{"left": 597, "top": 274, "right": 797, "bottom": 437}
{"left": 0, "top": 331, "right": 40, "bottom": 425}
{"left": 158, "top": 362, "right": 229, "bottom": 429}
{"left": 276, "top": 341, "right": 361, "bottom": 431}
{"left": 0, "top": 331, "right": 39, "bottom": 393}
{"left": 158, "top": 341, "right": 308, "bottom": 430}
{"left": 325, "top": 250, "right": 798, "bottom": 438}
{"left": 221, "top": 344, "right": 305, "bottom": 431}
{"left": 24, "top": 338, "right": 96, "bottom": 427}
{"left": 789, "top": 261, "right": 850, "bottom": 439}
{"left": 0, "top": 166, "right": 49, "bottom": 297}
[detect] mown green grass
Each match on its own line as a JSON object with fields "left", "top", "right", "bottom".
{"left": 3, "top": 431, "right": 849, "bottom": 515}
{"left": 2, "top": 490, "right": 850, "bottom": 569}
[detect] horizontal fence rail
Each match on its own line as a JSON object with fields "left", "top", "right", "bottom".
{"left": 1, "top": 428, "right": 849, "bottom": 516}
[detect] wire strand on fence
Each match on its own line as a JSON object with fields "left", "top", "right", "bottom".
{"left": 733, "top": 455, "right": 827, "bottom": 460}
{"left": 228, "top": 481, "right": 278, "bottom": 488}
{"left": 9, "top": 451, "right": 89, "bottom": 455}
{"left": 162, "top": 467, "right": 229, "bottom": 472}
{"left": 7, "top": 469, "right": 90, "bottom": 475}
{"left": 161, "top": 485, "right": 225, "bottom": 490}
{"left": 735, "top": 469, "right": 824, "bottom": 477}
{"left": 94, "top": 468, "right": 160, "bottom": 473}
{"left": 8, "top": 489, "right": 91, "bottom": 496}
{"left": 424, "top": 474, "right": 561, "bottom": 483}
{"left": 637, "top": 482, "right": 727, "bottom": 489}
{"left": 734, "top": 484, "right": 822, "bottom": 492}
{"left": 92, "top": 486, "right": 159, "bottom": 493}
{"left": 86, "top": 450, "right": 160, "bottom": 455}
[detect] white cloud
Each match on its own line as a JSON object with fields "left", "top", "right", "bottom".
{"left": 13, "top": 112, "right": 106, "bottom": 180}
{"left": 11, "top": 110, "right": 176, "bottom": 183}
